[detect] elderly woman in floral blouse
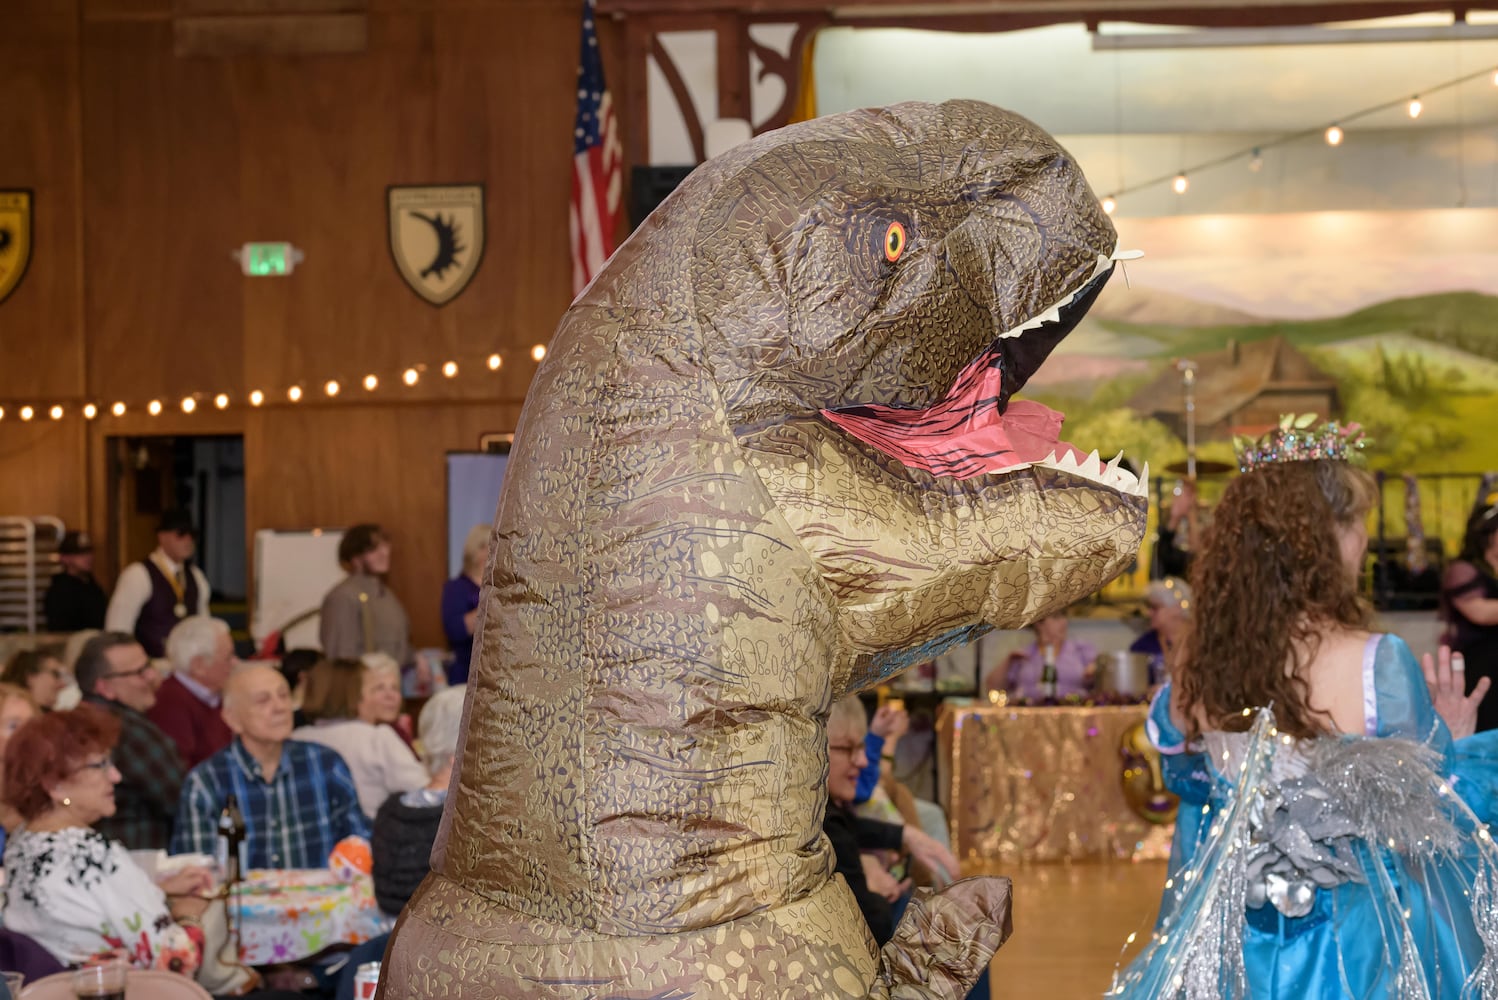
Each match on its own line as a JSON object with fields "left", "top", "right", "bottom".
{"left": 1, "top": 705, "right": 210, "bottom": 974}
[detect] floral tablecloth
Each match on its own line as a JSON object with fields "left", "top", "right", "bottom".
{"left": 232, "top": 868, "right": 393, "bottom": 965}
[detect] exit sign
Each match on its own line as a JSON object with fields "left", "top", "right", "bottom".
{"left": 235, "top": 242, "right": 302, "bottom": 276}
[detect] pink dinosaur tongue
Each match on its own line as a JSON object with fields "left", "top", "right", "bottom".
{"left": 820, "top": 353, "right": 1083, "bottom": 481}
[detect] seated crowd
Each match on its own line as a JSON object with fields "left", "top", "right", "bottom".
{"left": 0, "top": 620, "right": 464, "bottom": 999}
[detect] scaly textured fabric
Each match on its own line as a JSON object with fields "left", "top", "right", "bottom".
{"left": 383, "top": 99, "right": 1147, "bottom": 999}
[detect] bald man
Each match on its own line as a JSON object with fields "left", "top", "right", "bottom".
{"left": 170, "top": 664, "right": 369, "bottom": 869}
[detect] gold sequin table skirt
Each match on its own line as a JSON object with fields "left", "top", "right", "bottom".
{"left": 937, "top": 704, "right": 1166, "bottom": 865}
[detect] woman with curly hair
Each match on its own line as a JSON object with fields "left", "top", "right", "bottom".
{"left": 1441, "top": 503, "right": 1498, "bottom": 732}
{"left": 1114, "top": 418, "right": 1498, "bottom": 1000}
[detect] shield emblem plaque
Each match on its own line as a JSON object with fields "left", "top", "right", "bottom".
{"left": 0, "top": 190, "right": 33, "bottom": 306}
{"left": 387, "top": 185, "right": 485, "bottom": 307}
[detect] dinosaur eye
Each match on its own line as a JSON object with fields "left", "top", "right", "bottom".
{"left": 883, "top": 221, "right": 907, "bottom": 263}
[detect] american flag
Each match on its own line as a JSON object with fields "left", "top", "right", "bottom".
{"left": 569, "top": 0, "right": 622, "bottom": 296}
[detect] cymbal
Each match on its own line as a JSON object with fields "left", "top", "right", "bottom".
{"left": 1163, "top": 459, "right": 1235, "bottom": 476}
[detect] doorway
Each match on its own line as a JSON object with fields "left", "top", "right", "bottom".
{"left": 108, "top": 435, "right": 247, "bottom": 627}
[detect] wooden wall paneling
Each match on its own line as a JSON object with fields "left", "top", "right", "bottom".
{"left": 0, "top": 5, "right": 86, "bottom": 402}
{"left": 0, "top": 421, "right": 89, "bottom": 528}
{"left": 233, "top": 9, "right": 440, "bottom": 400}
{"left": 243, "top": 400, "right": 523, "bottom": 646}
{"left": 82, "top": 17, "right": 245, "bottom": 405}
{"left": 430, "top": 1, "right": 582, "bottom": 401}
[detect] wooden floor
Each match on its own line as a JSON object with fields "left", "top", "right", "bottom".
{"left": 984, "top": 861, "right": 1166, "bottom": 999}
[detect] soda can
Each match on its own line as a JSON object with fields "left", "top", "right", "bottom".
{"left": 354, "top": 961, "right": 381, "bottom": 999}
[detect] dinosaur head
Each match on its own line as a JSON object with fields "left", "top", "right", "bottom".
{"left": 687, "top": 100, "right": 1148, "bottom": 676}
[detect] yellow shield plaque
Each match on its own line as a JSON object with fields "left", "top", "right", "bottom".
{"left": 387, "top": 185, "right": 485, "bottom": 307}
{"left": 0, "top": 190, "right": 33, "bottom": 305}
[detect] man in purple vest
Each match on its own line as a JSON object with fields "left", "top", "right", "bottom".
{"left": 105, "top": 509, "right": 211, "bottom": 659}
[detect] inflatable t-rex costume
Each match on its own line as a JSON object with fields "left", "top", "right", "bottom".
{"left": 381, "top": 100, "right": 1147, "bottom": 998}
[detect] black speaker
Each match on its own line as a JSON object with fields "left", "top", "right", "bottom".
{"left": 630, "top": 165, "right": 696, "bottom": 230}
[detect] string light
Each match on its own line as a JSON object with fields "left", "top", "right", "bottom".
{"left": 1, "top": 347, "right": 535, "bottom": 419}
{"left": 1101, "top": 62, "right": 1498, "bottom": 211}
{"left": 1101, "top": 196, "right": 1117, "bottom": 215}
{"left": 1172, "top": 173, "right": 1189, "bottom": 194}
{"left": 1408, "top": 96, "right": 1423, "bottom": 118}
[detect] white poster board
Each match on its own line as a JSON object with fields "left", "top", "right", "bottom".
{"left": 251, "top": 529, "right": 346, "bottom": 651}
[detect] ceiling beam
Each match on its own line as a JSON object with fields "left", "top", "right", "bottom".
{"left": 597, "top": 0, "right": 1459, "bottom": 31}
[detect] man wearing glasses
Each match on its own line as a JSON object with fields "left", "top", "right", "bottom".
{"left": 72, "top": 632, "right": 185, "bottom": 851}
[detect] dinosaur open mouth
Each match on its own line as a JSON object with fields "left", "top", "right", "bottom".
{"left": 822, "top": 251, "right": 1146, "bottom": 497}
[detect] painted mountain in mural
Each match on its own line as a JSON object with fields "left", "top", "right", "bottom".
{"left": 1028, "top": 290, "right": 1498, "bottom": 477}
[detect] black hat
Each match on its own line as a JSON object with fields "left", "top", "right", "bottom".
{"left": 58, "top": 530, "right": 93, "bottom": 555}
{"left": 157, "top": 509, "right": 196, "bottom": 536}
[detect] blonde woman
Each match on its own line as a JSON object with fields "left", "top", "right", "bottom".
{"left": 292, "top": 657, "right": 427, "bottom": 820}
{"left": 441, "top": 524, "right": 490, "bottom": 684}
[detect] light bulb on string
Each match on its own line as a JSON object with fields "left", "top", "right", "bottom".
{"left": 487, "top": 354, "right": 502, "bottom": 371}
{"left": 403, "top": 368, "right": 419, "bottom": 386}
{"left": 1172, "top": 173, "right": 1189, "bottom": 195}
{"left": 20, "top": 406, "right": 33, "bottom": 421}
{"left": 363, "top": 374, "right": 378, "bottom": 391}
{"left": 1101, "top": 196, "right": 1117, "bottom": 215}
{"left": 288, "top": 386, "right": 303, "bottom": 403}
{"left": 249, "top": 390, "right": 265, "bottom": 407}
{"left": 49, "top": 405, "right": 63, "bottom": 420}
{"left": 1248, "top": 148, "right": 1263, "bottom": 173}
{"left": 324, "top": 380, "right": 340, "bottom": 397}
{"left": 531, "top": 345, "right": 547, "bottom": 362}
{"left": 181, "top": 397, "right": 196, "bottom": 414}
{"left": 214, "top": 394, "right": 229, "bottom": 410}
{"left": 147, "top": 400, "right": 162, "bottom": 416}
{"left": 83, "top": 404, "right": 98, "bottom": 420}
{"left": 442, "top": 361, "right": 458, "bottom": 378}
{"left": 111, "top": 402, "right": 126, "bottom": 417}
{"left": 1325, "top": 124, "right": 1344, "bottom": 146}
{"left": 1408, "top": 97, "right": 1423, "bottom": 119}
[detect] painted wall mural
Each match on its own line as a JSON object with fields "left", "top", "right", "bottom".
{"left": 1025, "top": 207, "right": 1498, "bottom": 575}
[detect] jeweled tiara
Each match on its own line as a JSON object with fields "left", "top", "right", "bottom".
{"left": 1234, "top": 414, "right": 1369, "bottom": 473}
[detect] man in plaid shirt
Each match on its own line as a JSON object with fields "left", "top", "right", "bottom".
{"left": 171, "top": 664, "right": 368, "bottom": 869}
{"left": 75, "top": 632, "right": 184, "bottom": 850}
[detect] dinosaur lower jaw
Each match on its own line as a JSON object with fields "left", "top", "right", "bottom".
{"left": 821, "top": 359, "right": 1075, "bottom": 480}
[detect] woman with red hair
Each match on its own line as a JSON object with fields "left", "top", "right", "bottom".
{"left": 1, "top": 705, "right": 210, "bottom": 974}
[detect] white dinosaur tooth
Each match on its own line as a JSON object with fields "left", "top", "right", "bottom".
{"left": 1137, "top": 461, "right": 1150, "bottom": 497}
{"left": 1106, "top": 451, "right": 1124, "bottom": 474}
{"left": 1081, "top": 450, "right": 1103, "bottom": 477}
{"left": 1058, "top": 450, "right": 1080, "bottom": 470}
